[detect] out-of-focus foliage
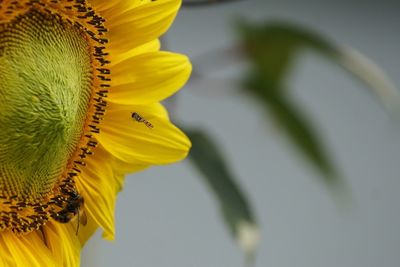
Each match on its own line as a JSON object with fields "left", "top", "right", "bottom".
{"left": 185, "top": 129, "right": 260, "bottom": 264}
{"left": 239, "top": 21, "right": 339, "bottom": 184}
{"left": 239, "top": 21, "right": 400, "bottom": 111}
{"left": 172, "top": 4, "right": 399, "bottom": 265}
{"left": 239, "top": 20, "right": 400, "bottom": 186}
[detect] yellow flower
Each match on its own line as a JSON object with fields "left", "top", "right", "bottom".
{"left": 0, "top": 0, "right": 191, "bottom": 266}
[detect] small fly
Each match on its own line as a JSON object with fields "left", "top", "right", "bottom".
{"left": 131, "top": 112, "right": 154, "bottom": 129}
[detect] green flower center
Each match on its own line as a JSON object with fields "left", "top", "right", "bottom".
{"left": 0, "top": 9, "right": 92, "bottom": 201}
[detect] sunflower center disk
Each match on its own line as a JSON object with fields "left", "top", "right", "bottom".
{"left": 0, "top": 10, "right": 92, "bottom": 205}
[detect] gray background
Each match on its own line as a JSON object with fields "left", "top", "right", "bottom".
{"left": 82, "top": 0, "right": 400, "bottom": 266}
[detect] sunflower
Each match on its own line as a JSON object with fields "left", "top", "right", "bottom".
{"left": 0, "top": 0, "right": 191, "bottom": 266}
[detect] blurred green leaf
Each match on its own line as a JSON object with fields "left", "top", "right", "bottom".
{"left": 238, "top": 21, "right": 400, "bottom": 187}
{"left": 239, "top": 21, "right": 400, "bottom": 109}
{"left": 185, "top": 129, "right": 260, "bottom": 264}
{"left": 239, "top": 21, "right": 336, "bottom": 82}
{"left": 245, "top": 72, "right": 339, "bottom": 185}
{"left": 238, "top": 21, "right": 339, "bottom": 185}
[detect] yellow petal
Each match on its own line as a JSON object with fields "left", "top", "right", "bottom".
{"left": 44, "top": 223, "right": 81, "bottom": 267}
{"left": 76, "top": 145, "right": 117, "bottom": 240}
{"left": 91, "top": 0, "right": 141, "bottom": 16}
{"left": 110, "top": 39, "right": 161, "bottom": 66}
{"left": 0, "top": 231, "right": 56, "bottom": 267}
{"left": 91, "top": 0, "right": 157, "bottom": 23}
{"left": 113, "top": 158, "right": 149, "bottom": 178}
{"left": 76, "top": 210, "right": 99, "bottom": 246}
{"left": 74, "top": 144, "right": 151, "bottom": 242}
{"left": 0, "top": 224, "right": 81, "bottom": 267}
{"left": 109, "top": 52, "right": 191, "bottom": 105}
{"left": 97, "top": 103, "right": 191, "bottom": 165}
{"left": 108, "top": 0, "right": 181, "bottom": 52}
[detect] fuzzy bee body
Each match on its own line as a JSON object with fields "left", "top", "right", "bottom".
{"left": 52, "top": 191, "right": 87, "bottom": 234}
{"left": 52, "top": 210, "right": 73, "bottom": 223}
{"left": 52, "top": 191, "right": 83, "bottom": 223}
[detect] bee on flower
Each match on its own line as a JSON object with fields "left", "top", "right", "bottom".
{"left": 0, "top": 0, "right": 191, "bottom": 266}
